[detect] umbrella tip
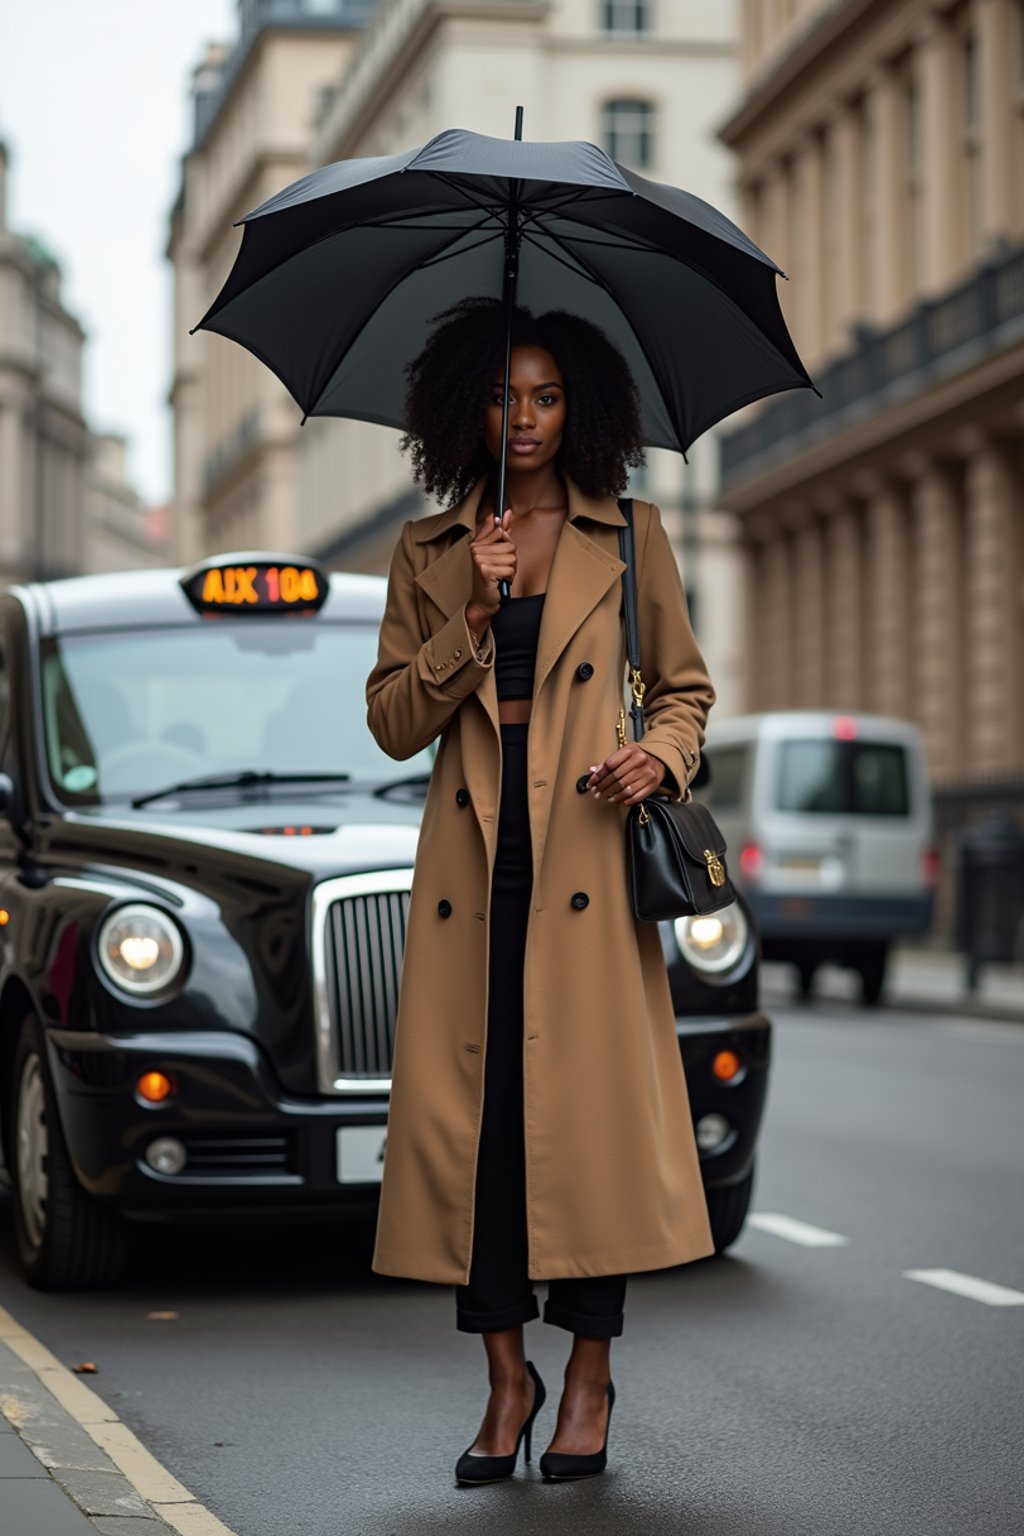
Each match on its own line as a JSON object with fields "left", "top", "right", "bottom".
{"left": 300, "top": 411, "right": 309, "bottom": 427}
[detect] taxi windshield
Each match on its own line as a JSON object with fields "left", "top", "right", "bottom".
{"left": 40, "top": 621, "right": 433, "bottom": 805}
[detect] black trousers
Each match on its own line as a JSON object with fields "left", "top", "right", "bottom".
{"left": 455, "top": 721, "right": 627, "bottom": 1339}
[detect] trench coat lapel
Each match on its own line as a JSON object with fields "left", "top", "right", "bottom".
{"left": 533, "top": 506, "right": 625, "bottom": 701}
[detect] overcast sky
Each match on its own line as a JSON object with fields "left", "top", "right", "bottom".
{"left": 0, "top": 0, "right": 238, "bottom": 505}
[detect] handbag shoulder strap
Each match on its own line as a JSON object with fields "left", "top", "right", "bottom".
{"left": 616, "top": 497, "right": 646, "bottom": 742}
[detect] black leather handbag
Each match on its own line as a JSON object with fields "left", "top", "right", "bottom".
{"left": 618, "top": 498, "right": 737, "bottom": 922}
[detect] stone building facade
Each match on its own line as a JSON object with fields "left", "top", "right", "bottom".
{"left": 167, "top": 2, "right": 372, "bottom": 570}
{"left": 0, "top": 141, "right": 90, "bottom": 585}
{"left": 169, "top": 0, "right": 749, "bottom": 716}
{"left": 719, "top": 0, "right": 1024, "bottom": 875}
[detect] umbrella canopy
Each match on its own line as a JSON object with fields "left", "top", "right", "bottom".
{"left": 195, "top": 126, "right": 814, "bottom": 455}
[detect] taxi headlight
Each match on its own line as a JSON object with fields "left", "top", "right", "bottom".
{"left": 674, "top": 903, "right": 749, "bottom": 976}
{"left": 96, "top": 904, "right": 185, "bottom": 995}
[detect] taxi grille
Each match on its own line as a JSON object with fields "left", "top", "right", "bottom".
{"left": 311, "top": 871, "right": 415, "bottom": 1092}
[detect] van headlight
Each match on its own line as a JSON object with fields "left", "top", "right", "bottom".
{"left": 674, "top": 903, "right": 749, "bottom": 975}
{"left": 96, "top": 904, "right": 185, "bottom": 995}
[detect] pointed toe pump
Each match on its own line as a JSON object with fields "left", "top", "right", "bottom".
{"left": 455, "top": 1360, "right": 547, "bottom": 1485}
{"left": 539, "top": 1379, "right": 616, "bottom": 1482}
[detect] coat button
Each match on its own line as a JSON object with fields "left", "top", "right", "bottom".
{"left": 576, "top": 774, "right": 590, "bottom": 794}
{"left": 570, "top": 891, "right": 589, "bottom": 910}
{"left": 455, "top": 788, "right": 470, "bottom": 807}
{"left": 576, "top": 661, "right": 594, "bottom": 681}
{"left": 438, "top": 899, "right": 452, "bottom": 918}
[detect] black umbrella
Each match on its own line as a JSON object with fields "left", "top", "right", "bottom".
{"left": 195, "top": 112, "right": 814, "bottom": 598}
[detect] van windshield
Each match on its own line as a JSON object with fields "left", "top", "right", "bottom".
{"left": 775, "top": 739, "right": 910, "bottom": 816}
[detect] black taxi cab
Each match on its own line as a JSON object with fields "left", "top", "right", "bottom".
{"left": 0, "top": 553, "right": 770, "bottom": 1289}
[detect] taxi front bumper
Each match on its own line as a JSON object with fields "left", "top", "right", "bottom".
{"left": 45, "top": 1012, "right": 770, "bottom": 1219}
{"left": 45, "top": 1028, "right": 388, "bottom": 1220}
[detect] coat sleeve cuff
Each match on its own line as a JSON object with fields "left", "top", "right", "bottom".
{"left": 641, "top": 735, "right": 700, "bottom": 804}
{"left": 416, "top": 605, "right": 494, "bottom": 700}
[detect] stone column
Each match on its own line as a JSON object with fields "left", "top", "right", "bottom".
{"left": 748, "top": 513, "right": 792, "bottom": 711}
{"left": 829, "top": 102, "right": 862, "bottom": 348}
{"left": 793, "top": 132, "right": 826, "bottom": 368}
{"left": 861, "top": 475, "right": 911, "bottom": 718}
{"left": 918, "top": 8, "right": 959, "bottom": 294}
{"left": 907, "top": 454, "right": 965, "bottom": 783}
{"left": 962, "top": 434, "right": 1024, "bottom": 773}
{"left": 791, "top": 513, "right": 826, "bottom": 706}
{"left": 822, "top": 493, "right": 863, "bottom": 709}
{"left": 977, "top": 0, "right": 1014, "bottom": 248}
{"left": 763, "top": 161, "right": 793, "bottom": 330}
{"left": 865, "top": 62, "right": 905, "bottom": 324}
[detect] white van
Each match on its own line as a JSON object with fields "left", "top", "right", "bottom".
{"left": 697, "top": 712, "right": 938, "bottom": 1005}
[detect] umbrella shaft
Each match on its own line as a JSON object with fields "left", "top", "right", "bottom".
{"left": 495, "top": 215, "right": 522, "bottom": 603}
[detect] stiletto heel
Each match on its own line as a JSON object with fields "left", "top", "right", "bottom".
{"left": 455, "top": 1360, "right": 546, "bottom": 1485}
{"left": 539, "top": 1379, "right": 615, "bottom": 1481}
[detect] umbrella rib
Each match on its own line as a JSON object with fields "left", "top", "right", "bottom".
{"left": 525, "top": 225, "right": 692, "bottom": 450}
{"left": 422, "top": 170, "right": 511, "bottom": 226}
{"left": 520, "top": 230, "right": 602, "bottom": 285}
{"left": 418, "top": 230, "right": 505, "bottom": 269}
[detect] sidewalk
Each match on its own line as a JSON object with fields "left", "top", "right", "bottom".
{"left": 762, "top": 944, "right": 1024, "bottom": 1023}
{"left": 0, "top": 1303, "right": 234, "bottom": 1536}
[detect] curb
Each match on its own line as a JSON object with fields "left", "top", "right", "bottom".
{"left": 0, "top": 1303, "right": 238, "bottom": 1536}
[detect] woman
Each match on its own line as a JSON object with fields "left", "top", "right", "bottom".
{"left": 366, "top": 298, "right": 716, "bottom": 1484}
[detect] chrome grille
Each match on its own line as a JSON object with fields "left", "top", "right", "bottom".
{"left": 311, "top": 870, "right": 415, "bottom": 1094}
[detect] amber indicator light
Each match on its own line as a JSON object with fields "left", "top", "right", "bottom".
{"left": 0, "top": 908, "right": 10, "bottom": 926}
{"left": 180, "top": 558, "right": 328, "bottom": 615}
{"left": 712, "top": 1050, "right": 742, "bottom": 1083}
{"left": 137, "top": 1071, "right": 175, "bottom": 1103}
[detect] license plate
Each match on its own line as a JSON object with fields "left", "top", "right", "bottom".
{"left": 336, "top": 1126, "right": 387, "bottom": 1184}
{"left": 778, "top": 856, "right": 823, "bottom": 872}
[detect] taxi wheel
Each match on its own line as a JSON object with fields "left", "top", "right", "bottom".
{"left": 10, "top": 1013, "right": 128, "bottom": 1291}
{"left": 706, "top": 1165, "right": 755, "bottom": 1254}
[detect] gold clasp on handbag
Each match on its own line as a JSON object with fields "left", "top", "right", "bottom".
{"left": 704, "top": 849, "right": 726, "bottom": 888}
{"left": 616, "top": 706, "right": 627, "bottom": 749}
{"left": 630, "top": 667, "right": 646, "bottom": 710}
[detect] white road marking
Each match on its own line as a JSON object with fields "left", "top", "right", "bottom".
{"left": 903, "top": 1269, "right": 1024, "bottom": 1306}
{"left": 746, "top": 1213, "right": 849, "bottom": 1247}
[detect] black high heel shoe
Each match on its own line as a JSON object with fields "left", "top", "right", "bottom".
{"left": 539, "top": 1379, "right": 616, "bottom": 1481}
{"left": 455, "top": 1360, "right": 547, "bottom": 1485}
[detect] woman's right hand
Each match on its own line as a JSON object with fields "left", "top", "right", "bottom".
{"left": 468, "top": 510, "right": 517, "bottom": 621}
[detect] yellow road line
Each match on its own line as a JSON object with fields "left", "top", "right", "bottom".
{"left": 0, "top": 1301, "right": 240, "bottom": 1536}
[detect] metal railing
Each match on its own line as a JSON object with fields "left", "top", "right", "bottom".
{"left": 720, "top": 242, "right": 1024, "bottom": 490}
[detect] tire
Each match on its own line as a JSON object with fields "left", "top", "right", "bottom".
{"left": 10, "top": 1013, "right": 128, "bottom": 1290}
{"left": 706, "top": 1165, "right": 755, "bottom": 1254}
{"left": 856, "top": 942, "right": 889, "bottom": 1008}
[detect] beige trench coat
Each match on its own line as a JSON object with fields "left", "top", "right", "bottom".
{"left": 366, "top": 475, "right": 717, "bottom": 1283}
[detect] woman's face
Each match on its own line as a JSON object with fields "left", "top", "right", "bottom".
{"left": 483, "top": 345, "right": 565, "bottom": 471}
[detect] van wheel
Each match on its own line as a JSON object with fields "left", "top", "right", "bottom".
{"left": 706, "top": 1165, "right": 755, "bottom": 1253}
{"left": 796, "top": 959, "right": 817, "bottom": 1001}
{"left": 856, "top": 943, "right": 889, "bottom": 1008}
{"left": 11, "top": 1013, "right": 128, "bottom": 1291}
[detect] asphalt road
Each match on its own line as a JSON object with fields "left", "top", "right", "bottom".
{"left": 2, "top": 995, "right": 1022, "bottom": 1536}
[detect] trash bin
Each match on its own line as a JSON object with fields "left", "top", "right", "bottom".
{"left": 956, "top": 813, "right": 1024, "bottom": 991}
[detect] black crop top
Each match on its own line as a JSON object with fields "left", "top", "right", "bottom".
{"left": 490, "top": 593, "right": 545, "bottom": 700}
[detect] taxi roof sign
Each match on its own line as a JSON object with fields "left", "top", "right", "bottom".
{"left": 180, "top": 553, "right": 329, "bottom": 616}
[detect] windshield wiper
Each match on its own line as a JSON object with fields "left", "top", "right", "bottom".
{"left": 372, "top": 773, "right": 432, "bottom": 799}
{"left": 131, "top": 771, "right": 351, "bottom": 810}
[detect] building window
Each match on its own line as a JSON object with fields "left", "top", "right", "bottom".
{"left": 859, "top": 95, "right": 876, "bottom": 311}
{"left": 601, "top": 0, "right": 652, "bottom": 35}
{"left": 602, "top": 100, "right": 655, "bottom": 168}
